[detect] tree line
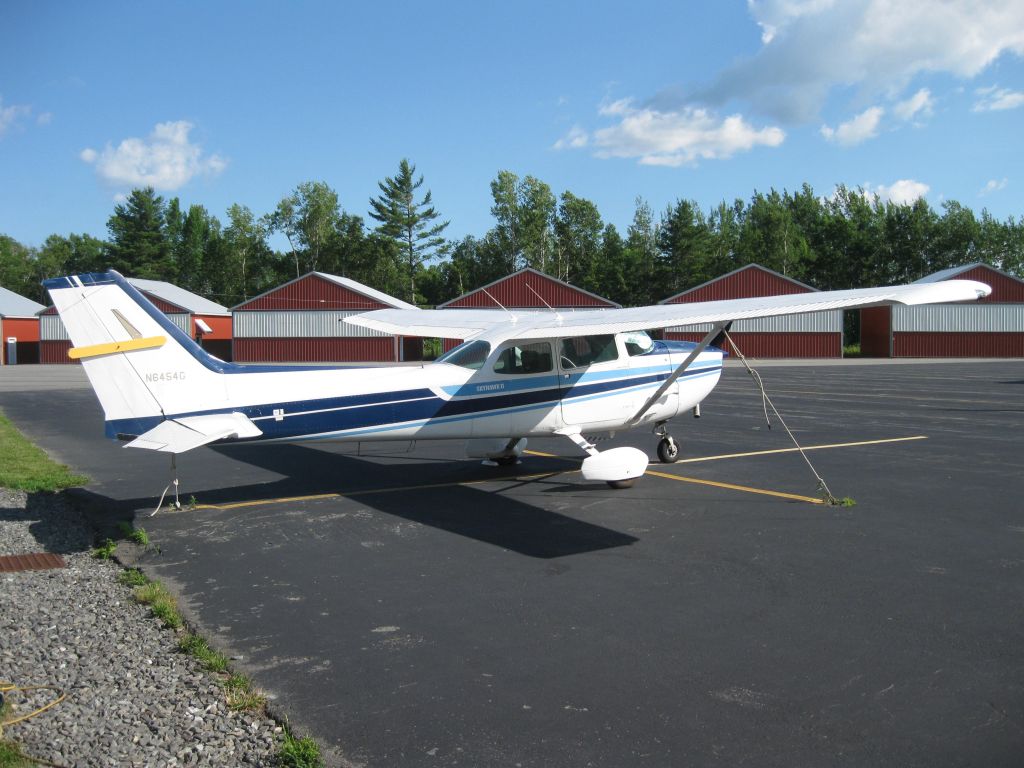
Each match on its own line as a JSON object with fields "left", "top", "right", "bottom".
{"left": 2, "top": 160, "right": 1023, "bottom": 313}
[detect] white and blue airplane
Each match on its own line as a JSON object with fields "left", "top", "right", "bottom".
{"left": 45, "top": 270, "right": 990, "bottom": 489}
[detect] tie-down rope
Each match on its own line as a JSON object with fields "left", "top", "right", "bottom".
{"left": 722, "top": 329, "right": 846, "bottom": 506}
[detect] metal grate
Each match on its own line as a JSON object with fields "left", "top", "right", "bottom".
{"left": 0, "top": 553, "right": 67, "bottom": 573}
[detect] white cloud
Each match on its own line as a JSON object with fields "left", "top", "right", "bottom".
{"left": 980, "top": 178, "right": 1009, "bottom": 195}
{"left": 80, "top": 121, "right": 227, "bottom": 190}
{"left": 563, "top": 1, "right": 1022, "bottom": 167}
{"left": 691, "top": 0, "right": 1024, "bottom": 122}
{"left": 893, "top": 88, "right": 934, "bottom": 121}
{"left": 590, "top": 103, "right": 785, "bottom": 167}
{"left": 869, "top": 179, "right": 930, "bottom": 205}
{"left": 0, "top": 96, "right": 32, "bottom": 138}
{"left": 820, "top": 106, "right": 884, "bottom": 146}
{"left": 553, "top": 125, "right": 589, "bottom": 150}
{"left": 599, "top": 98, "right": 635, "bottom": 117}
{"left": 36, "top": 112, "right": 53, "bottom": 126}
{"left": 973, "top": 85, "right": 1024, "bottom": 112}
{"left": 748, "top": 0, "right": 837, "bottom": 44}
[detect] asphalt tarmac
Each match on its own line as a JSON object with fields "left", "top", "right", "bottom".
{"left": 2, "top": 361, "right": 1023, "bottom": 767}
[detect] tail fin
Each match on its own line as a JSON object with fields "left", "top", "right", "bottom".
{"left": 44, "top": 271, "right": 254, "bottom": 448}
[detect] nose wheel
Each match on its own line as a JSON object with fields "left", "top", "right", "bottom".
{"left": 657, "top": 435, "right": 679, "bottom": 464}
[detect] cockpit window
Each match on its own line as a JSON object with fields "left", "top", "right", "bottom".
{"left": 493, "top": 341, "right": 553, "bottom": 375}
{"left": 623, "top": 331, "right": 655, "bottom": 357}
{"left": 559, "top": 334, "right": 618, "bottom": 369}
{"left": 435, "top": 339, "right": 491, "bottom": 370}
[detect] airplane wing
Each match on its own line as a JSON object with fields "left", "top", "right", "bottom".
{"left": 343, "top": 308, "right": 539, "bottom": 339}
{"left": 125, "top": 412, "right": 262, "bottom": 452}
{"left": 344, "top": 279, "right": 991, "bottom": 341}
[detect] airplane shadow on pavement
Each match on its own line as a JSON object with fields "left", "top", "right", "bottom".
{"left": 72, "top": 442, "right": 638, "bottom": 559}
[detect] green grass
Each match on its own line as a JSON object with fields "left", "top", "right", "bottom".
{"left": 842, "top": 343, "right": 862, "bottom": 358}
{"left": 133, "top": 581, "right": 183, "bottom": 629}
{"left": 277, "top": 729, "right": 323, "bottom": 768}
{"left": 0, "top": 739, "right": 32, "bottom": 768}
{"left": 0, "top": 413, "right": 88, "bottom": 491}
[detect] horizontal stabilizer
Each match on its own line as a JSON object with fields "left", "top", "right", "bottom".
{"left": 126, "top": 412, "right": 262, "bottom": 452}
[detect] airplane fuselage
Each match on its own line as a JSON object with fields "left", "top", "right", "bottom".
{"left": 110, "top": 335, "right": 723, "bottom": 446}
{"left": 110, "top": 335, "right": 720, "bottom": 444}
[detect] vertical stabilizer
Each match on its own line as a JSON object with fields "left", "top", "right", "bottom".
{"left": 44, "top": 271, "right": 229, "bottom": 438}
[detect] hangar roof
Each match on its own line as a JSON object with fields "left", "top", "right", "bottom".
{"left": 0, "top": 285, "right": 46, "bottom": 318}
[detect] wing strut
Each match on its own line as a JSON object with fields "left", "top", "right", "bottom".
{"left": 627, "top": 322, "right": 729, "bottom": 426}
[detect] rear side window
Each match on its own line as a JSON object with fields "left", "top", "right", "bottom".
{"left": 559, "top": 335, "right": 618, "bottom": 369}
{"left": 493, "top": 341, "right": 553, "bottom": 375}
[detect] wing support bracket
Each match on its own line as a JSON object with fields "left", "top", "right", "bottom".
{"left": 627, "top": 322, "right": 729, "bottom": 426}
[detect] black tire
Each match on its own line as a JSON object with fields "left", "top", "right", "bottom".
{"left": 607, "top": 479, "right": 635, "bottom": 489}
{"left": 657, "top": 437, "right": 679, "bottom": 464}
{"left": 495, "top": 455, "right": 518, "bottom": 467}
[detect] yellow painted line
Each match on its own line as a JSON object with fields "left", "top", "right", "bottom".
{"left": 194, "top": 471, "right": 565, "bottom": 511}
{"left": 194, "top": 436, "right": 926, "bottom": 512}
{"left": 68, "top": 335, "right": 166, "bottom": 360}
{"left": 675, "top": 435, "right": 928, "bottom": 464}
{"left": 643, "top": 469, "right": 824, "bottom": 504}
{"left": 195, "top": 492, "right": 342, "bottom": 511}
{"left": 528, "top": 435, "right": 926, "bottom": 465}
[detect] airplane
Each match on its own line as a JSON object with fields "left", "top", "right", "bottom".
{"left": 44, "top": 270, "right": 990, "bottom": 491}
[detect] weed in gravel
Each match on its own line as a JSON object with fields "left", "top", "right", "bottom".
{"left": 91, "top": 538, "right": 116, "bottom": 559}
{"left": 131, "top": 527, "right": 150, "bottom": 546}
{"left": 178, "top": 634, "right": 229, "bottom": 673}
{"left": 277, "top": 729, "right": 323, "bottom": 768}
{"left": 116, "top": 522, "right": 150, "bottom": 547}
{"left": 224, "top": 675, "right": 267, "bottom": 712}
{"left": 118, "top": 568, "right": 149, "bottom": 587}
{"left": 133, "top": 582, "right": 183, "bottom": 629}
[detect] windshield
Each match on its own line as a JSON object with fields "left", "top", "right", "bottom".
{"left": 623, "top": 331, "right": 655, "bottom": 356}
{"left": 435, "top": 339, "right": 491, "bottom": 370}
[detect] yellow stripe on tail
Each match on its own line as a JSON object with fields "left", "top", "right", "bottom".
{"left": 68, "top": 336, "right": 167, "bottom": 360}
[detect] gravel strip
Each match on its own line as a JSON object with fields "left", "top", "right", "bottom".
{"left": 0, "top": 488, "right": 282, "bottom": 766}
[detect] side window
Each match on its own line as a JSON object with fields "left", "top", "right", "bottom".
{"left": 493, "top": 341, "right": 553, "bottom": 375}
{"left": 559, "top": 334, "right": 618, "bottom": 369}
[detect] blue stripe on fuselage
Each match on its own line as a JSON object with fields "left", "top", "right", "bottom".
{"left": 105, "top": 364, "right": 722, "bottom": 442}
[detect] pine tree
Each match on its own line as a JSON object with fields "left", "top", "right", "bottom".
{"left": 370, "top": 159, "right": 449, "bottom": 303}
{"left": 106, "top": 187, "right": 172, "bottom": 279}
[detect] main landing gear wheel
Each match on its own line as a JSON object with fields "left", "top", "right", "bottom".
{"left": 607, "top": 479, "right": 635, "bottom": 489}
{"left": 657, "top": 436, "right": 679, "bottom": 464}
{"left": 495, "top": 455, "right": 519, "bottom": 467}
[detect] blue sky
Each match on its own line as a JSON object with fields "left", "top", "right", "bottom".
{"left": 2, "top": 0, "right": 1023, "bottom": 250}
